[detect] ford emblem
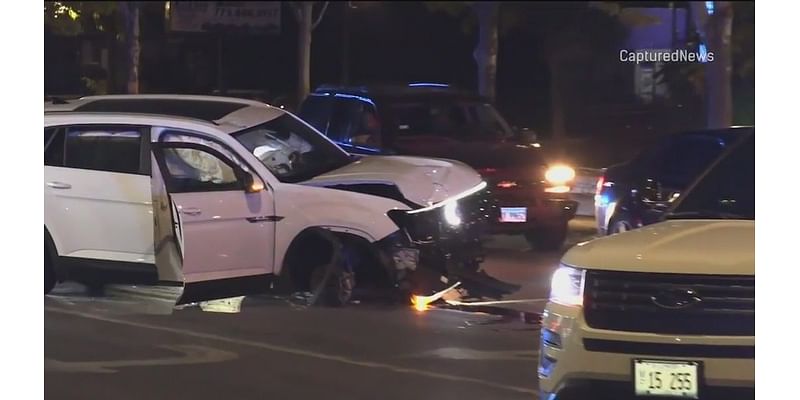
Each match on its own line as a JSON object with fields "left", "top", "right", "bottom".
{"left": 651, "top": 289, "right": 702, "bottom": 309}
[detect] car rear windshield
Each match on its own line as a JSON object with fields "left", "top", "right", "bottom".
{"left": 386, "top": 100, "right": 513, "bottom": 140}
{"left": 669, "top": 133, "right": 754, "bottom": 220}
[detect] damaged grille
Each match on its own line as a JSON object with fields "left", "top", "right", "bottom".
{"left": 391, "top": 188, "right": 497, "bottom": 243}
{"left": 583, "top": 270, "right": 755, "bottom": 336}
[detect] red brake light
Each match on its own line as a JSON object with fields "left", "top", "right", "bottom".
{"left": 497, "top": 181, "right": 518, "bottom": 189}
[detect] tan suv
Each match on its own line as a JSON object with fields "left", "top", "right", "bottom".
{"left": 538, "top": 132, "right": 754, "bottom": 400}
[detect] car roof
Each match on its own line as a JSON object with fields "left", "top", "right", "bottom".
{"left": 44, "top": 95, "right": 287, "bottom": 134}
{"left": 44, "top": 111, "right": 223, "bottom": 134}
{"left": 311, "top": 83, "right": 484, "bottom": 102}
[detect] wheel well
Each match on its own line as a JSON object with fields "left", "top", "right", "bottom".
{"left": 280, "top": 228, "right": 391, "bottom": 293}
{"left": 281, "top": 228, "right": 341, "bottom": 292}
{"left": 331, "top": 232, "right": 393, "bottom": 290}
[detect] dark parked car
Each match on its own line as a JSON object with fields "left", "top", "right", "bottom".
{"left": 594, "top": 126, "right": 753, "bottom": 235}
{"left": 298, "top": 83, "right": 578, "bottom": 249}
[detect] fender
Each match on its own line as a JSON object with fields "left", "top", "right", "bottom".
{"left": 271, "top": 184, "right": 410, "bottom": 276}
{"left": 316, "top": 226, "right": 376, "bottom": 242}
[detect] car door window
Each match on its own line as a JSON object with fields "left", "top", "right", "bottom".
{"left": 45, "top": 127, "right": 56, "bottom": 146}
{"left": 671, "top": 134, "right": 754, "bottom": 219}
{"left": 158, "top": 130, "right": 253, "bottom": 173}
{"left": 387, "top": 102, "right": 464, "bottom": 138}
{"left": 159, "top": 145, "right": 244, "bottom": 193}
{"left": 657, "top": 137, "right": 726, "bottom": 186}
{"left": 298, "top": 94, "right": 334, "bottom": 134}
{"left": 63, "top": 126, "right": 146, "bottom": 174}
{"left": 328, "top": 97, "right": 381, "bottom": 146}
{"left": 45, "top": 128, "right": 65, "bottom": 167}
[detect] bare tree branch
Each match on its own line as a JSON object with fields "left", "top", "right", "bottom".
{"left": 312, "top": 1, "right": 330, "bottom": 31}
{"left": 287, "top": 2, "right": 302, "bottom": 22}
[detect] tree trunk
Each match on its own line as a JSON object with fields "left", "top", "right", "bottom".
{"left": 473, "top": 2, "right": 499, "bottom": 103}
{"left": 121, "top": 2, "right": 141, "bottom": 94}
{"left": 297, "top": 2, "right": 313, "bottom": 105}
{"left": 692, "top": 1, "right": 733, "bottom": 128}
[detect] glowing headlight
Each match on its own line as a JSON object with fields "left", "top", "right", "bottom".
{"left": 549, "top": 265, "right": 585, "bottom": 307}
{"left": 545, "top": 165, "right": 576, "bottom": 184}
{"left": 443, "top": 201, "right": 461, "bottom": 226}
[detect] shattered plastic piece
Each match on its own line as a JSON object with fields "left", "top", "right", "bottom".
{"left": 199, "top": 296, "right": 245, "bottom": 313}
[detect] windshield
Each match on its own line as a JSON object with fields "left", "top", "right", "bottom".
{"left": 388, "top": 101, "right": 514, "bottom": 139}
{"left": 232, "top": 114, "right": 352, "bottom": 183}
{"left": 668, "top": 133, "right": 754, "bottom": 220}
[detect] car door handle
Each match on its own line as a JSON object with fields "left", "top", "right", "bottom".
{"left": 46, "top": 181, "right": 72, "bottom": 189}
{"left": 246, "top": 215, "right": 284, "bottom": 223}
{"left": 179, "top": 207, "right": 202, "bottom": 216}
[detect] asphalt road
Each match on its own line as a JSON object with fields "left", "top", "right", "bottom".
{"left": 45, "top": 218, "right": 598, "bottom": 400}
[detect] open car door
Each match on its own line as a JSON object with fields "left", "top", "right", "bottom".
{"left": 151, "top": 129, "right": 276, "bottom": 304}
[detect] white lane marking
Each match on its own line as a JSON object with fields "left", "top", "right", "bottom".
{"left": 46, "top": 307, "right": 538, "bottom": 395}
{"left": 444, "top": 298, "right": 548, "bottom": 307}
{"left": 45, "top": 345, "right": 238, "bottom": 373}
{"left": 407, "top": 347, "right": 539, "bottom": 361}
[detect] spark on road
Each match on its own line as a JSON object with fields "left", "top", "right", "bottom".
{"left": 411, "top": 281, "right": 461, "bottom": 312}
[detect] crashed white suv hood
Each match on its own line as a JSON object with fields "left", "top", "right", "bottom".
{"left": 563, "top": 219, "right": 755, "bottom": 275}
{"left": 303, "top": 155, "right": 483, "bottom": 206}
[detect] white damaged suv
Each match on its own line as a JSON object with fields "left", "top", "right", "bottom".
{"left": 539, "top": 132, "right": 754, "bottom": 400}
{"left": 45, "top": 95, "right": 496, "bottom": 306}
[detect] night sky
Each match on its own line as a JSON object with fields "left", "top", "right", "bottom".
{"left": 45, "top": 1, "right": 754, "bottom": 148}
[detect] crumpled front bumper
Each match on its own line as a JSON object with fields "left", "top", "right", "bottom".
{"left": 378, "top": 189, "right": 519, "bottom": 298}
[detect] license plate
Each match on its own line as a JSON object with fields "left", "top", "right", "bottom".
{"left": 634, "top": 359, "right": 699, "bottom": 398}
{"left": 500, "top": 207, "right": 527, "bottom": 223}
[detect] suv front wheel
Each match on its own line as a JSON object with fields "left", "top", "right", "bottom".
{"left": 310, "top": 261, "right": 355, "bottom": 307}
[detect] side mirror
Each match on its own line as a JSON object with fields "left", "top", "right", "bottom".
{"left": 242, "top": 171, "right": 265, "bottom": 193}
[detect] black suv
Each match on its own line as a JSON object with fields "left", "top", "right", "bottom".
{"left": 595, "top": 126, "right": 753, "bottom": 235}
{"left": 298, "top": 83, "right": 578, "bottom": 250}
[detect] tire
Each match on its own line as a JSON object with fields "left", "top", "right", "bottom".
{"left": 607, "top": 213, "right": 634, "bottom": 235}
{"left": 310, "top": 261, "right": 355, "bottom": 307}
{"left": 284, "top": 229, "right": 358, "bottom": 307}
{"left": 45, "top": 249, "right": 56, "bottom": 295}
{"left": 524, "top": 222, "right": 569, "bottom": 251}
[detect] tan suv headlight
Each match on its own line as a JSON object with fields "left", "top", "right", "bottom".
{"left": 549, "top": 265, "right": 585, "bottom": 306}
